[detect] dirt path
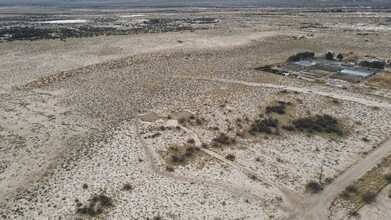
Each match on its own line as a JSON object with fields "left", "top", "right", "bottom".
{"left": 176, "top": 123, "right": 305, "bottom": 214}
{"left": 294, "top": 138, "right": 391, "bottom": 220}
{"left": 104, "top": 75, "right": 391, "bottom": 219}
{"left": 172, "top": 75, "right": 391, "bottom": 219}
{"left": 173, "top": 76, "right": 391, "bottom": 109}
{"left": 106, "top": 89, "right": 272, "bottom": 201}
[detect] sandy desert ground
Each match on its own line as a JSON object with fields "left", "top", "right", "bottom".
{"left": 0, "top": 6, "right": 391, "bottom": 220}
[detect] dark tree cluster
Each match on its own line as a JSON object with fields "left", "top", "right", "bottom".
{"left": 289, "top": 114, "right": 343, "bottom": 135}
{"left": 359, "top": 60, "right": 386, "bottom": 69}
{"left": 287, "top": 51, "right": 315, "bottom": 62}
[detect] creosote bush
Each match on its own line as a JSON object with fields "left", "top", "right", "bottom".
{"left": 362, "top": 192, "right": 377, "bottom": 204}
{"left": 122, "top": 183, "right": 133, "bottom": 191}
{"left": 384, "top": 174, "right": 391, "bottom": 183}
{"left": 306, "top": 180, "right": 323, "bottom": 193}
{"left": 249, "top": 118, "right": 279, "bottom": 135}
{"left": 212, "top": 133, "right": 236, "bottom": 146}
{"left": 225, "top": 154, "right": 236, "bottom": 161}
{"left": 76, "top": 193, "right": 113, "bottom": 217}
{"left": 266, "top": 101, "right": 291, "bottom": 115}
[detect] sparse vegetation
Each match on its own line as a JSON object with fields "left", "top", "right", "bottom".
{"left": 122, "top": 183, "right": 133, "bottom": 191}
{"left": 225, "top": 154, "right": 236, "bottom": 161}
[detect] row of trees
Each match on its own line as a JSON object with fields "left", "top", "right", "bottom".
{"left": 286, "top": 51, "right": 343, "bottom": 62}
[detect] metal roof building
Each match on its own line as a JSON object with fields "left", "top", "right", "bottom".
{"left": 340, "top": 69, "right": 376, "bottom": 78}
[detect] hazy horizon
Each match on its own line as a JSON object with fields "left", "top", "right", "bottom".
{"left": 0, "top": 0, "right": 390, "bottom": 7}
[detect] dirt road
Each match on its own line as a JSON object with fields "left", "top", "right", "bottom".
{"left": 173, "top": 76, "right": 391, "bottom": 219}
{"left": 292, "top": 138, "right": 391, "bottom": 220}
{"left": 174, "top": 76, "right": 391, "bottom": 109}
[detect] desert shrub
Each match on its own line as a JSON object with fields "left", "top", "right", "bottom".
{"left": 282, "top": 125, "right": 296, "bottom": 131}
{"left": 76, "top": 194, "right": 113, "bottom": 217}
{"left": 341, "top": 190, "right": 351, "bottom": 199}
{"left": 266, "top": 104, "right": 286, "bottom": 114}
{"left": 187, "top": 139, "right": 195, "bottom": 144}
{"left": 225, "top": 154, "right": 236, "bottom": 161}
{"left": 166, "top": 166, "right": 174, "bottom": 172}
{"left": 384, "top": 174, "right": 391, "bottom": 183}
{"left": 362, "top": 192, "right": 377, "bottom": 204}
{"left": 97, "top": 195, "right": 113, "bottom": 207}
{"left": 346, "top": 185, "right": 357, "bottom": 193}
{"left": 212, "top": 133, "right": 236, "bottom": 145}
{"left": 151, "top": 132, "right": 161, "bottom": 138}
{"left": 325, "top": 177, "right": 334, "bottom": 184}
{"left": 82, "top": 183, "right": 88, "bottom": 189}
{"left": 291, "top": 114, "right": 342, "bottom": 135}
{"left": 171, "top": 154, "right": 185, "bottom": 163}
{"left": 185, "top": 147, "right": 196, "bottom": 157}
{"left": 362, "top": 137, "right": 370, "bottom": 142}
{"left": 122, "top": 184, "right": 133, "bottom": 191}
{"left": 249, "top": 118, "right": 279, "bottom": 135}
{"left": 159, "top": 126, "right": 166, "bottom": 131}
{"left": 178, "top": 118, "right": 186, "bottom": 125}
{"left": 306, "top": 180, "right": 323, "bottom": 193}
{"left": 201, "top": 143, "right": 208, "bottom": 149}
{"left": 287, "top": 51, "right": 315, "bottom": 62}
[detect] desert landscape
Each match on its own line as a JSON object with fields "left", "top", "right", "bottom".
{"left": 0, "top": 2, "right": 391, "bottom": 220}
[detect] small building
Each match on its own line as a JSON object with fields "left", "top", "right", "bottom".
{"left": 294, "top": 60, "right": 317, "bottom": 68}
{"left": 339, "top": 69, "right": 376, "bottom": 79}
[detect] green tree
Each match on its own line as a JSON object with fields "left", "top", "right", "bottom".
{"left": 326, "top": 52, "right": 334, "bottom": 60}
{"left": 337, "top": 53, "right": 344, "bottom": 61}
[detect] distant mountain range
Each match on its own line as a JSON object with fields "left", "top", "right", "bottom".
{"left": 0, "top": 0, "right": 390, "bottom": 7}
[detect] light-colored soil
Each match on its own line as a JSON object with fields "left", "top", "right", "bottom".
{"left": 0, "top": 6, "right": 391, "bottom": 220}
